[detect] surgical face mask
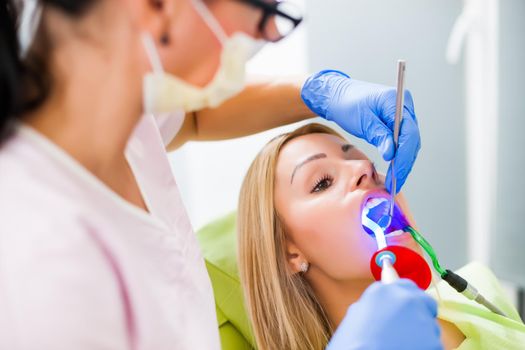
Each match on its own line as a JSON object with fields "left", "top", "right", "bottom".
{"left": 142, "top": 0, "right": 265, "bottom": 113}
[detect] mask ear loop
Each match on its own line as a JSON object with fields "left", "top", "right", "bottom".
{"left": 190, "top": 0, "right": 228, "bottom": 44}
{"left": 140, "top": 33, "right": 165, "bottom": 116}
{"left": 141, "top": 33, "right": 165, "bottom": 74}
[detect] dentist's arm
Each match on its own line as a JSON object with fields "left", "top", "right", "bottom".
{"left": 167, "top": 77, "right": 314, "bottom": 150}
{"left": 327, "top": 280, "right": 443, "bottom": 350}
{"left": 169, "top": 70, "right": 422, "bottom": 195}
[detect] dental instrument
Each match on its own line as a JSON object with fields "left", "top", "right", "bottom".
{"left": 362, "top": 197, "right": 508, "bottom": 317}
{"left": 362, "top": 198, "right": 432, "bottom": 288}
{"left": 361, "top": 207, "right": 398, "bottom": 283}
{"left": 363, "top": 200, "right": 432, "bottom": 289}
{"left": 378, "top": 60, "right": 406, "bottom": 231}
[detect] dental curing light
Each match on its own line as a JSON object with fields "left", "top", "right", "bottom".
{"left": 362, "top": 209, "right": 398, "bottom": 284}
{"left": 370, "top": 245, "right": 432, "bottom": 290}
{"left": 362, "top": 200, "right": 432, "bottom": 289}
{"left": 363, "top": 199, "right": 507, "bottom": 316}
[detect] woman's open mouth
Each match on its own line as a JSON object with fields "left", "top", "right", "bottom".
{"left": 362, "top": 197, "right": 410, "bottom": 237}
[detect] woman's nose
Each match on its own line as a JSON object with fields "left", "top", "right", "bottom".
{"left": 348, "top": 160, "right": 377, "bottom": 191}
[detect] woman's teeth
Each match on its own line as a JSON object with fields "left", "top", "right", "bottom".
{"left": 387, "top": 229, "right": 405, "bottom": 237}
{"left": 364, "top": 197, "right": 388, "bottom": 211}
{"left": 363, "top": 197, "right": 405, "bottom": 237}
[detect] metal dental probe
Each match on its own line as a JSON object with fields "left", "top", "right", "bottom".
{"left": 378, "top": 60, "right": 406, "bottom": 230}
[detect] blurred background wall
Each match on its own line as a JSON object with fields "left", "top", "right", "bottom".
{"left": 170, "top": 0, "right": 524, "bottom": 312}
{"left": 492, "top": 0, "right": 525, "bottom": 294}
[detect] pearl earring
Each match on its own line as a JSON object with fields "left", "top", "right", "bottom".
{"left": 300, "top": 261, "right": 309, "bottom": 273}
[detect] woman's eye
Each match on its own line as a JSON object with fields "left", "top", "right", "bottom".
{"left": 311, "top": 175, "right": 334, "bottom": 193}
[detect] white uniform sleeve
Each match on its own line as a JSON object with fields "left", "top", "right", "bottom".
{"left": 0, "top": 215, "right": 130, "bottom": 350}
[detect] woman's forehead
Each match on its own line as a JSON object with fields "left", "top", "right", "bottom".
{"left": 278, "top": 133, "right": 348, "bottom": 165}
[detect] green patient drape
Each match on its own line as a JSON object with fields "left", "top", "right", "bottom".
{"left": 197, "top": 213, "right": 255, "bottom": 350}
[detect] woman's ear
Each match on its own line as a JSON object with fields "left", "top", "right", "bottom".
{"left": 286, "top": 240, "right": 309, "bottom": 274}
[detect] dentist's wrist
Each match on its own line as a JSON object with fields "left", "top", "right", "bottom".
{"left": 301, "top": 69, "right": 351, "bottom": 119}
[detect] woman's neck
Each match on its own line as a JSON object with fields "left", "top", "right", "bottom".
{"left": 307, "top": 271, "right": 374, "bottom": 328}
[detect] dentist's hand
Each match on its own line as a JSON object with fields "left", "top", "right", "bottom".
{"left": 326, "top": 280, "right": 443, "bottom": 350}
{"left": 301, "top": 70, "right": 421, "bottom": 193}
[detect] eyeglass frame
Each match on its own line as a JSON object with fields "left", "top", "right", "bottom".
{"left": 238, "top": 0, "right": 303, "bottom": 42}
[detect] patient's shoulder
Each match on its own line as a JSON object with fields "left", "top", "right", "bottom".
{"left": 428, "top": 262, "right": 525, "bottom": 350}
{"left": 454, "top": 261, "right": 500, "bottom": 287}
{"left": 430, "top": 262, "right": 520, "bottom": 320}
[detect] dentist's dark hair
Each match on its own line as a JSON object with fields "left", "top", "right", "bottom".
{"left": 0, "top": 0, "right": 94, "bottom": 144}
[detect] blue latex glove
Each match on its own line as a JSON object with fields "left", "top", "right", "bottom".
{"left": 326, "top": 280, "right": 443, "bottom": 350}
{"left": 301, "top": 70, "right": 421, "bottom": 193}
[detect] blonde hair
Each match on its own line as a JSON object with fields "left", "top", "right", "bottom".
{"left": 238, "top": 123, "right": 345, "bottom": 350}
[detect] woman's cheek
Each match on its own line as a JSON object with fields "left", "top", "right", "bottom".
{"left": 297, "top": 208, "right": 377, "bottom": 279}
{"left": 288, "top": 194, "right": 379, "bottom": 280}
{"left": 310, "top": 233, "right": 377, "bottom": 280}
{"left": 317, "top": 198, "right": 379, "bottom": 279}
{"left": 329, "top": 228, "right": 378, "bottom": 279}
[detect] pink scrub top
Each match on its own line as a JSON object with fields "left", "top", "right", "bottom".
{"left": 0, "top": 113, "right": 221, "bottom": 350}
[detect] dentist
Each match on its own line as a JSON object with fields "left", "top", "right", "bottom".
{"left": 0, "top": 0, "right": 439, "bottom": 349}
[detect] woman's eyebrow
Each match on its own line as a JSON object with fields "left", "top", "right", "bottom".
{"left": 290, "top": 153, "right": 327, "bottom": 184}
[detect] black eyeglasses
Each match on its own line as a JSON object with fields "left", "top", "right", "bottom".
{"left": 239, "top": 0, "right": 303, "bottom": 42}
